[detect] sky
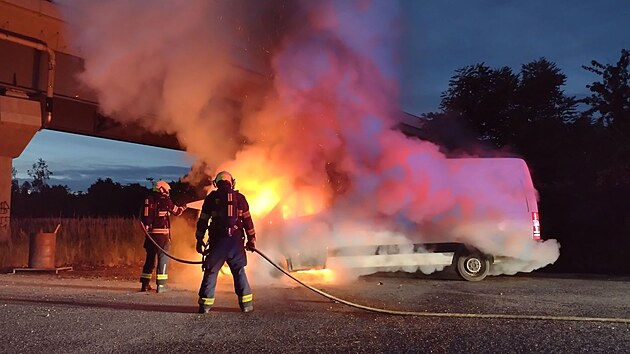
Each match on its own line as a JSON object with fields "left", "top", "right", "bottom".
{"left": 13, "top": 131, "right": 193, "bottom": 192}
{"left": 12, "top": 0, "right": 630, "bottom": 192}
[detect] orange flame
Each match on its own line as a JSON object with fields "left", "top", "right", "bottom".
{"left": 293, "top": 268, "right": 335, "bottom": 283}
{"left": 237, "top": 181, "right": 283, "bottom": 218}
{"left": 280, "top": 186, "right": 328, "bottom": 219}
{"left": 218, "top": 148, "right": 330, "bottom": 219}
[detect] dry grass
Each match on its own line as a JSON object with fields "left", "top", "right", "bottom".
{"left": 1, "top": 218, "right": 146, "bottom": 268}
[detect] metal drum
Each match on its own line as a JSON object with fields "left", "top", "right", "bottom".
{"left": 28, "top": 232, "right": 57, "bottom": 269}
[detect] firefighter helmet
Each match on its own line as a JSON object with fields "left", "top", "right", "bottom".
{"left": 155, "top": 180, "right": 171, "bottom": 194}
{"left": 214, "top": 171, "right": 236, "bottom": 189}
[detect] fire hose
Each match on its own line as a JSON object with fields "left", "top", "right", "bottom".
{"left": 139, "top": 221, "right": 630, "bottom": 324}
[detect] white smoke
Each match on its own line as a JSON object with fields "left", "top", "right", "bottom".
{"left": 58, "top": 0, "right": 560, "bottom": 284}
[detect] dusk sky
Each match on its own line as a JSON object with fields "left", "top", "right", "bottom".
{"left": 12, "top": 0, "right": 630, "bottom": 192}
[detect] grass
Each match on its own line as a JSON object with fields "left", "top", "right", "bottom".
{"left": 1, "top": 217, "right": 146, "bottom": 268}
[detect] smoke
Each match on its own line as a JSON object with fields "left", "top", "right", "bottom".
{"left": 58, "top": 0, "right": 290, "bottom": 168}
{"left": 59, "top": 0, "right": 559, "bottom": 283}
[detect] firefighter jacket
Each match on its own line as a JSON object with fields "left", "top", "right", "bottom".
{"left": 142, "top": 191, "right": 186, "bottom": 234}
{"left": 195, "top": 187, "right": 256, "bottom": 242}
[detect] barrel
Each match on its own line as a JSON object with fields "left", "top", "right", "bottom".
{"left": 28, "top": 232, "right": 57, "bottom": 269}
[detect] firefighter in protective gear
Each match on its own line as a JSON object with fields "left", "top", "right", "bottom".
{"left": 140, "top": 180, "right": 186, "bottom": 293}
{"left": 195, "top": 171, "right": 257, "bottom": 313}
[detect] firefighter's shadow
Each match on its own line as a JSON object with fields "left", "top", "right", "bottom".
{"left": 0, "top": 296, "right": 241, "bottom": 314}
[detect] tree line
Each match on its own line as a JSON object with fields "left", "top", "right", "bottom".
{"left": 10, "top": 160, "right": 205, "bottom": 217}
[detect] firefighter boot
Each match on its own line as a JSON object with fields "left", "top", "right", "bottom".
{"left": 198, "top": 305, "right": 211, "bottom": 314}
{"left": 140, "top": 282, "right": 152, "bottom": 292}
{"left": 241, "top": 303, "right": 253, "bottom": 313}
{"left": 156, "top": 285, "right": 169, "bottom": 293}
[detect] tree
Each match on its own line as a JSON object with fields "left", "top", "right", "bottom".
{"left": 19, "top": 181, "right": 31, "bottom": 194}
{"left": 120, "top": 183, "right": 151, "bottom": 217}
{"left": 86, "top": 178, "right": 124, "bottom": 216}
{"left": 517, "top": 58, "right": 578, "bottom": 124}
{"left": 11, "top": 167, "right": 18, "bottom": 194}
{"left": 37, "top": 185, "right": 74, "bottom": 217}
{"left": 439, "top": 63, "right": 519, "bottom": 148}
{"left": 433, "top": 59, "right": 578, "bottom": 157}
{"left": 582, "top": 49, "right": 630, "bottom": 187}
{"left": 582, "top": 49, "right": 630, "bottom": 133}
{"left": 418, "top": 111, "right": 497, "bottom": 156}
{"left": 167, "top": 180, "right": 203, "bottom": 206}
{"left": 510, "top": 59, "right": 580, "bottom": 183}
{"left": 27, "top": 158, "right": 52, "bottom": 192}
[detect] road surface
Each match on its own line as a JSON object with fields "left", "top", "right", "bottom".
{"left": 1, "top": 268, "right": 629, "bottom": 353}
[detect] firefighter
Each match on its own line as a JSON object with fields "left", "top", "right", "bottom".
{"left": 195, "top": 171, "right": 257, "bottom": 313}
{"left": 140, "top": 180, "right": 186, "bottom": 293}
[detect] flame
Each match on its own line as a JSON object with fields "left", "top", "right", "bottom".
{"left": 282, "top": 204, "right": 291, "bottom": 219}
{"left": 293, "top": 268, "right": 335, "bottom": 283}
{"left": 219, "top": 264, "right": 231, "bottom": 276}
{"left": 217, "top": 147, "right": 332, "bottom": 220}
{"left": 280, "top": 186, "right": 328, "bottom": 219}
{"left": 249, "top": 188, "right": 282, "bottom": 218}
{"left": 221, "top": 171, "right": 328, "bottom": 220}
{"left": 237, "top": 178, "right": 283, "bottom": 218}
{"left": 218, "top": 158, "right": 286, "bottom": 218}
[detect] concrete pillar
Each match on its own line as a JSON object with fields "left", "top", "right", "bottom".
{"left": 0, "top": 95, "right": 42, "bottom": 241}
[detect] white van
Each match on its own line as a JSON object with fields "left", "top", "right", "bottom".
{"left": 280, "top": 157, "right": 542, "bottom": 281}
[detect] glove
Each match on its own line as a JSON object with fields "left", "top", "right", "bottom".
{"left": 245, "top": 238, "right": 256, "bottom": 252}
{"left": 195, "top": 240, "right": 205, "bottom": 254}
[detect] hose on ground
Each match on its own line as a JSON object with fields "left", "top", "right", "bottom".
{"left": 252, "top": 247, "right": 630, "bottom": 324}
{"left": 139, "top": 221, "right": 203, "bottom": 265}
{"left": 138, "top": 221, "right": 630, "bottom": 324}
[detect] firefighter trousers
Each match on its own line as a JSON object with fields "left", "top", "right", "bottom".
{"left": 198, "top": 235, "right": 252, "bottom": 310}
{"left": 140, "top": 233, "right": 170, "bottom": 286}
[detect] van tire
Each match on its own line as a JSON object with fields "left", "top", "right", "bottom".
{"left": 455, "top": 252, "right": 490, "bottom": 281}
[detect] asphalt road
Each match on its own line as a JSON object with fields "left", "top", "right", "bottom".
{"left": 1, "top": 267, "right": 629, "bottom": 354}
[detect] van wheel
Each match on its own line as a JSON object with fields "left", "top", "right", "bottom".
{"left": 455, "top": 253, "right": 490, "bottom": 281}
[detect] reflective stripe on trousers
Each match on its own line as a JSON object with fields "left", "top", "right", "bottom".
{"left": 198, "top": 298, "right": 215, "bottom": 306}
{"left": 239, "top": 294, "right": 253, "bottom": 304}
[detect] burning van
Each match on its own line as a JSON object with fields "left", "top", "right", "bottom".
{"left": 265, "top": 157, "right": 545, "bottom": 282}
{"left": 190, "top": 157, "right": 552, "bottom": 282}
